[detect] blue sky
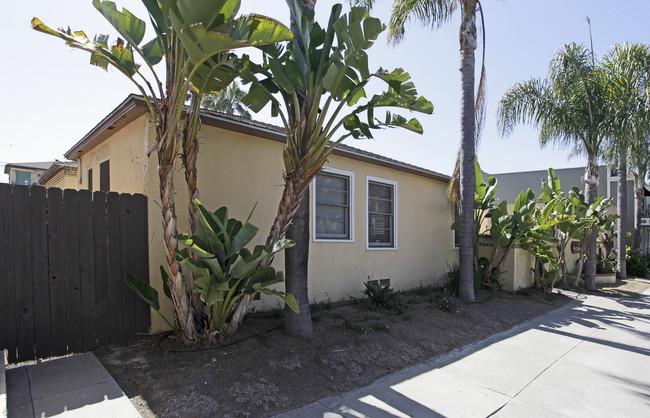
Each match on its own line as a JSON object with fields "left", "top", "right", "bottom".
{"left": 2, "top": 0, "right": 649, "bottom": 183}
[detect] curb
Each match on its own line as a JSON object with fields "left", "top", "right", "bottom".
{"left": 1, "top": 349, "right": 7, "bottom": 418}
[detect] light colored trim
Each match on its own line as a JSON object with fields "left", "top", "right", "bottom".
{"left": 366, "top": 175, "right": 398, "bottom": 251}
{"left": 312, "top": 167, "right": 355, "bottom": 242}
{"left": 452, "top": 229, "right": 459, "bottom": 250}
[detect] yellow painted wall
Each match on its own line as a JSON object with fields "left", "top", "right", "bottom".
{"left": 308, "top": 154, "right": 456, "bottom": 302}
{"left": 80, "top": 118, "right": 455, "bottom": 330}
{"left": 75, "top": 115, "right": 151, "bottom": 194}
{"left": 42, "top": 171, "right": 79, "bottom": 190}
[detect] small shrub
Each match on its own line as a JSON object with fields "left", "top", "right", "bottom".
{"left": 442, "top": 263, "right": 460, "bottom": 295}
{"left": 432, "top": 291, "right": 459, "bottom": 314}
{"left": 363, "top": 281, "right": 403, "bottom": 313}
{"left": 596, "top": 248, "right": 616, "bottom": 274}
{"left": 627, "top": 247, "right": 649, "bottom": 278}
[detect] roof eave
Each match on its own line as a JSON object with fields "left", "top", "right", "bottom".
{"left": 64, "top": 94, "right": 148, "bottom": 160}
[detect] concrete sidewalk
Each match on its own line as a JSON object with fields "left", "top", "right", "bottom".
{"left": 6, "top": 352, "right": 140, "bottom": 418}
{"left": 280, "top": 290, "right": 650, "bottom": 417}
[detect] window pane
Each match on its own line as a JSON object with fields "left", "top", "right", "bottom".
{"left": 315, "top": 172, "right": 350, "bottom": 239}
{"left": 15, "top": 171, "right": 31, "bottom": 185}
{"left": 368, "top": 181, "right": 394, "bottom": 247}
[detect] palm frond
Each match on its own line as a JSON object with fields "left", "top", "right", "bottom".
{"left": 388, "top": 0, "right": 456, "bottom": 43}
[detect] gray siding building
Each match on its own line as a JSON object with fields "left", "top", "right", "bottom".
{"left": 487, "top": 166, "right": 649, "bottom": 254}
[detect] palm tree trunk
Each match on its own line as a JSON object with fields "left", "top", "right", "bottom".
{"left": 457, "top": 0, "right": 477, "bottom": 302}
{"left": 616, "top": 152, "right": 627, "bottom": 279}
{"left": 284, "top": 191, "right": 313, "bottom": 337}
{"left": 226, "top": 173, "right": 310, "bottom": 336}
{"left": 181, "top": 95, "right": 206, "bottom": 330}
{"left": 633, "top": 172, "right": 645, "bottom": 250}
{"left": 583, "top": 153, "right": 599, "bottom": 290}
{"left": 157, "top": 142, "right": 197, "bottom": 343}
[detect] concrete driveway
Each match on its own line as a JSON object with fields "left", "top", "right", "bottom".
{"left": 281, "top": 288, "right": 650, "bottom": 417}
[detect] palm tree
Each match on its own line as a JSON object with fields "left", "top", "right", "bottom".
{"left": 630, "top": 136, "right": 650, "bottom": 251}
{"left": 200, "top": 82, "right": 252, "bottom": 118}
{"left": 228, "top": 0, "right": 433, "bottom": 337}
{"left": 33, "top": 0, "right": 292, "bottom": 342}
{"left": 355, "top": 0, "right": 486, "bottom": 302}
{"left": 497, "top": 43, "right": 609, "bottom": 290}
{"left": 602, "top": 43, "right": 650, "bottom": 278}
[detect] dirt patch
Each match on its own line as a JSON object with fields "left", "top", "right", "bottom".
{"left": 95, "top": 289, "right": 571, "bottom": 418}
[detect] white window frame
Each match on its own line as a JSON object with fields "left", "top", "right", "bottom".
{"left": 452, "top": 229, "right": 459, "bottom": 250}
{"left": 312, "top": 167, "right": 355, "bottom": 242}
{"left": 366, "top": 176, "right": 398, "bottom": 250}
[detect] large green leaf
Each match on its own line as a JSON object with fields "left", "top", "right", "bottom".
{"left": 92, "top": 0, "right": 146, "bottom": 46}
{"left": 126, "top": 272, "right": 160, "bottom": 310}
{"left": 158, "top": 266, "right": 172, "bottom": 300}
{"left": 226, "top": 222, "right": 260, "bottom": 259}
{"left": 141, "top": 37, "right": 164, "bottom": 66}
{"left": 252, "top": 282, "right": 299, "bottom": 313}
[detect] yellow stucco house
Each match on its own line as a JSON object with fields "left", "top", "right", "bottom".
{"left": 52, "top": 94, "right": 458, "bottom": 329}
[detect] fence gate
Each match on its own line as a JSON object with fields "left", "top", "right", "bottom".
{"left": 0, "top": 184, "right": 150, "bottom": 363}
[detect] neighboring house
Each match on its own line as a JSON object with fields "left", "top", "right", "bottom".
{"left": 3, "top": 161, "right": 54, "bottom": 185}
{"left": 59, "top": 94, "right": 457, "bottom": 330}
{"left": 38, "top": 161, "right": 78, "bottom": 189}
{"left": 488, "top": 167, "right": 650, "bottom": 254}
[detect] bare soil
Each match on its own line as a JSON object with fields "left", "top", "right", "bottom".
{"left": 93, "top": 286, "right": 589, "bottom": 418}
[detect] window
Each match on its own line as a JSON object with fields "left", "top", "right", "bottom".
{"left": 14, "top": 170, "right": 31, "bottom": 185}
{"left": 367, "top": 177, "right": 397, "bottom": 249}
{"left": 100, "top": 160, "right": 110, "bottom": 192}
{"left": 313, "top": 168, "right": 353, "bottom": 241}
{"left": 87, "top": 168, "right": 93, "bottom": 191}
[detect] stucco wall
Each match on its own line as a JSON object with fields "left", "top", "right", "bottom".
{"left": 73, "top": 113, "right": 455, "bottom": 331}
{"left": 75, "top": 115, "right": 151, "bottom": 194}
{"left": 139, "top": 122, "right": 456, "bottom": 330}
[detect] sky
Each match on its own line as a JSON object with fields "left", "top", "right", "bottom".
{"left": 2, "top": 1, "right": 649, "bottom": 183}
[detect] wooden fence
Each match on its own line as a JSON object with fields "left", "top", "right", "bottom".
{"left": 0, "top": 184, "right": 150, "bottom": 363}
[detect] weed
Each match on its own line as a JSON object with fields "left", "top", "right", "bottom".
{"left": 339, "top": 317, "right": 365, "bottom": 334}
{"left": 310, "top": 294, "right": 333, "bottom": 313}
{"left": 369, "top": 321, "right": 390, "bottom": 333}
{"left": 432, "top": 290, "right": 459, "bottom": 314}
{"left": 412, "top": 283, "right": 437, "bottom": 297}
{"left": 364, "top": 312, "right": 382, "bottom": 320}
{"left": 256, "top": 331, "right": 271, "bottom": 345}
{"left": 442, "top": 263, "right": 460, "bottom": 296}
{"left": 516, "top": 287, "right": 535, "bottom": 297}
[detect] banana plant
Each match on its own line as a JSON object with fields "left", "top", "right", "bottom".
{"left": 566, "top": 187, "right": 617, "bottom": 286}
{"left": 175, "top": 201, "right": 298, "bottom": 342}
{"left": 230, "top": 0, "right": 433, "bottom": 337}
{"left": 32, "top": 0, "right": 292, "bottom": 342}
